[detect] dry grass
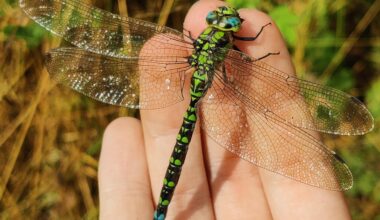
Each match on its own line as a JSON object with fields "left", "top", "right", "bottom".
{"left": 0, "top": 18, "right": 107, "bottom": 220}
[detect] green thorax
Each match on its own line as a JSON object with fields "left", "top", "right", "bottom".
{"left": 189, "top": 6, "right": 243, "bottom": 70}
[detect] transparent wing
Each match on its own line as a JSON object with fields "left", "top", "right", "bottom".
{"left": 218, "top": 49, "right": 374, "bottom": 135}
{"left": 20, "top": 0, "right": 192, "bottom": 58}
{"left": 200, "top": 72, "right": 353, "bottom": 190}
{"left": 46, "top": 46, "right": 190, "bottom": 109}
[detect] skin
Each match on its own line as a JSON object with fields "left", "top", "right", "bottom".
{"left": 98, "top": 0, "right": 352, "bottom": 219}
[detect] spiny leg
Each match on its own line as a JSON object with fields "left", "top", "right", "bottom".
{"left": 232, "top": 22, "right": 280, "bottom": 61}
{"left": 221, "top": 64, "right": 228, "bottom": 83}
{"left": 233, "top": 45, "right": 280, "bottom": 61}
{"left": 183, "top": 28, "right": 196, "bottom": 41}
{"left": 255, "top": 51, "right": 280, "bottom": 61}
{"left": 233, "top": 22, "right": 272, "bottom": 41}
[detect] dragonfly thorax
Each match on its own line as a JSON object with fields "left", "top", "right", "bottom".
{"left": 187, "top": 25, "right": 234, "bottom": 105}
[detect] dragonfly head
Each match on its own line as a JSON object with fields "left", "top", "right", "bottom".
{"left": 206, "top": 6, "right": 242, "bottom": 32}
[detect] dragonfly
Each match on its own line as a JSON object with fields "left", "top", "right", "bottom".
{"left": 20, "top": 0, "right": 374, "bottom": 219}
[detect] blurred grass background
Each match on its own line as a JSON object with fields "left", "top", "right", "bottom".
{"left": 0, "top": 0, "right": 379, "bottom": 219}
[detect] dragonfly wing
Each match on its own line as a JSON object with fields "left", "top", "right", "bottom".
{"left": 219, "top": 49, "right": 373, "bottom": 135}
{"left": 20, "top": 0, "right": 191, "bottom": 58}
{"left": 46, "top": 46, "right": 189, "bottom": 109}
{"left": 200, "top": 74, "right": 353, "bottom": 190}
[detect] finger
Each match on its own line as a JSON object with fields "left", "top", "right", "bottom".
{"left": 185, "top": 1, "right": 273, "bottom": 219}
{"left": 237, "top": 8, "right": 351, "bottom": 220}
{"left": 99, "top": 117, "right": 153, "bottom": 219}
{"left": 139, "top": 9, "right": 214, "bottom": 219}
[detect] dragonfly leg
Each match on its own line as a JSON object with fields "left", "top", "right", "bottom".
{"left": 233, "top": 22, "right": 272, "bottom": 41}
{"left": 183, "top": 28, "right": 196, "bottom": 41}
{"left": 255, "top": 51, "right": 280, "bottom": 61}
{"left": 179, "top": 71, "right": 187, "bottom": 96}
{"left": 233, "top": 45, "right": 280, "bottom": 61}
{"left": 233, "top": 45, "right": 241, "bottom": 51}
{"left": 221, "top": 65, "right": 229, "bottom": 83}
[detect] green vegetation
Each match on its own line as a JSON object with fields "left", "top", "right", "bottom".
{"left": 0, "top": 0, "right": 379, "bottom": 219}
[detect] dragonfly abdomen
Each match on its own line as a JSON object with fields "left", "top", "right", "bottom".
{"left": 154, "top": 80, "right": 202, "bottom": 219}
{"left": 155, "top": 27, "right": 231, "bottom": 218}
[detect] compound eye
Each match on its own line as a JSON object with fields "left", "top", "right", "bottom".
{"left": 206, "top": 11, "right": 217, "bottom": 24}
{"left": 228, "top": 17, "right": 241, "bottom": 26}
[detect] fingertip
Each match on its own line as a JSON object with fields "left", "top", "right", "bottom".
{"left": 101, "top": 117, "right": 144, "bottom": 171}
{"left": 100, "top": 117, "right": 145, "bottom": 178}
{"left": 183, "top": 2, "right": 293, "bottom": 74}
{"left": 102, "top": 117, "right": 142, "bottom": 142}
{"left": 183, "top": 0, "right": 226, "bottom": 37}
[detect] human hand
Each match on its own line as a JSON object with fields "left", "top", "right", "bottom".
{"left": 99, "top": 1, "right": 351, "bottom": 219}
